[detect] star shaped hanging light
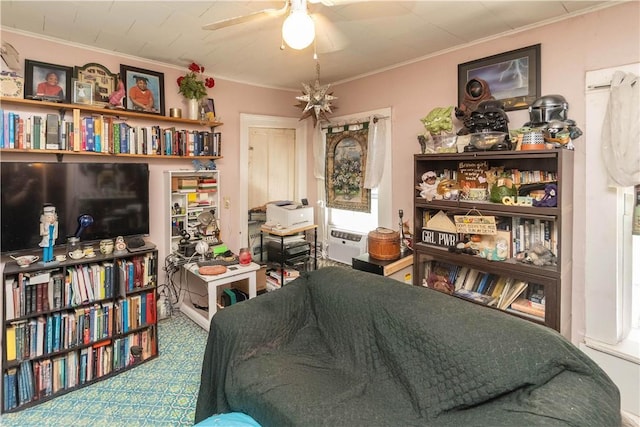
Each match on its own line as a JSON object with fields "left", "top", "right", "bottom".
{"left": 296, "top": 62, "right": 337, "bottom": 127}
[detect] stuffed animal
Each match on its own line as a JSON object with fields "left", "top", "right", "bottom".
{"left": 533, "top": 183, "right": 557, "bottom": 207}
{"left": 421, "top": 106, "right": 454, "bottom": 136}
{"left": 516, "top": 243, "right": 557, "bottom": 266}
{"left": 416, "top": 171, "right": 440, "bottom": 201}
{"left": 437, "top": 179, "right": 461, "bottom": 200}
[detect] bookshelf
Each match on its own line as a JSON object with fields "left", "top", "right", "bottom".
{"left": 0, "top": 97, "right": 223, "bottom": 159}
{"left": 1, "top": 247, "right": 159, "bottom": 413}
{"left": 163, "top": 170, "right": 221, "bottom": 258}
{"left": 413, "top": 149, "right": 573, "bottom": 336}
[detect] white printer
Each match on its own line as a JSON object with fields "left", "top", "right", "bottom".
{"left": 266, "top": 202, "right": 314, "bottom": 229}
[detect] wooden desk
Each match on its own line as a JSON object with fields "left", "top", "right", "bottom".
{"left": 260, "top": 224, "right": 318, "bottom": 285}
{"left": 181, "top": 262, "right": 259, "bottom": 330}
{"left": 352, "top": 249, "right": 413, "bottom": 283}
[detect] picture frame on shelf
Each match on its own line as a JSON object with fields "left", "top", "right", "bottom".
{"left": 204, "top": 98, "right": 216, "bottom": 120}
{"left": 24, "top": 59, "right": 73, "bottom": 103}
{"left": 120, "top": 64, "right": 165, "bottom": 116}
{"left": 457, "top": 44, "right": 541, "bottom": 111}
{"left": 72, "top": 80, "right": 93, "bottom": 105}
{"left": 74, "top": 62, "right": 117, "bottom": 107}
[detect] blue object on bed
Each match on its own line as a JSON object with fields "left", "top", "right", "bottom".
{"left": 194, "top": 412, "right": 261, "bottom": 426}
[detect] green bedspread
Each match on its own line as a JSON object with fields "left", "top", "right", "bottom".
{"left": 195, "top": 267, "right": 620, "bottom": 426}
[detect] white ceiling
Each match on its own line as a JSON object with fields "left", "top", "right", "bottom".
{"left": 0, "top": 1, "right": 618, "bottom": 90}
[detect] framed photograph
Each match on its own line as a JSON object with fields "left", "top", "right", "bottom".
{"left": 74, "top": 62, "right": 117, "bottom": 107}
{"left": 458, "top": 44, "right": 541, "bottom": 111}
{"left": 120, "top": 64, "right": 165, "bottom": 116}
{"left": 205, "top": 98, "right": 216, "bottom": 118}
{"left": 24, "top": 59, "right": 73, "bottom": 103}
{"left": 72, "top": 80, "right": 93, "bottom": 105}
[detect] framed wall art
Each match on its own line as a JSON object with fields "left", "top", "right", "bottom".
{"left": 457, "top": 44, "right": 541, "bottom": 111}
{"left": 120, "top": 64, "right": 165, "bottom": 116}
{"left": 24, "top": 59, "right": 73, "bottom": 103}
{"left": 74, "top": 62, "right": 117, "bottom": 106}
{"left": 72, "top": 80, "right": 93, "bottom": 105}
{"left": 204, "top": 98, "right": 216, "bottom": 119}
{"left": 325, "top": 128, "right": 371, "bottom": 212}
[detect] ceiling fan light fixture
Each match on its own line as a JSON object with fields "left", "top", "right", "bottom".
{"left": 282, "top": 10, "right": 315, "bottom": 50}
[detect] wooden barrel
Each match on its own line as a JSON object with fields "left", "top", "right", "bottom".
{"left": 368, "top": 227, "right": 400, "bottom": 260}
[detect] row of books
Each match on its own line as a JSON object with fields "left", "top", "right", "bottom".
{"left": 7, "top": 300, "right": 105, "bottom": 362}
{"left": 499, "top": 217, "right": 557, "bottom": 257}
{"left": 112, "top": 326, "right": 156, "bottom": 371}
{"left": 5, "top": 291, "right": 156, "bottom": 363}
{"left": 3, "top": 327, "right": 157, "bottom": 411}
{"left": 506, "top": 284, "right": 546, "bottom": 318}
{"left": 4, "top": 263, "right": 117, "bottom": 321}
{"left": 116, "top": 254, "right": 157, "bottom": 293}
{"left": 4, "top": 252, "right": 156, "bottom": 322}
{"left": 421, "top": 261, "right": 545, "bottom": 318}
{"left": 436, "top": 161, "right": 558, "bottom": 188}
{"left": 117, "top": 292, "right": 156, "bottom": 333}
{"left": 0, "top": 109, "right": 222, "bottom": 157}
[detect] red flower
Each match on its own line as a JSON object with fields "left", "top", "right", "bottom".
{"left": 177, "top": 62, "right": 215, "bottom": 99}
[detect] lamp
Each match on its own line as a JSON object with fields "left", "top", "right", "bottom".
{"left": 282, "top": 9, "right": 315, "bottom": 50}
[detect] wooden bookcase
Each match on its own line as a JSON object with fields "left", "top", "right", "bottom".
{"left": 413, "top": 149, "right": 573, "bottom": 336}
{"left": 1, "top": 247, "right": 159, "bottom": 413}
{"left": 0, "top": 97, "right": 223, "bottom": 159}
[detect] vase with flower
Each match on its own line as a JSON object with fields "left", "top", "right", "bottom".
{"left": 177, "top": 62, "right": 215, "bottom": 120}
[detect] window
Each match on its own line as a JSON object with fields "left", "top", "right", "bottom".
{"left": 328, "top": 188, "right": 379, "bottom": 233}
{"left": 320, "top": 107, "right": 393, "bottom": 235}
{"left": 584, "top": 64, "right": 639, "bottom": 354}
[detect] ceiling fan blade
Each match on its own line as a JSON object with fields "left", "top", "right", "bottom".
{"left": 309, "top": 0, "right": 334, "bottom": 5}
{"left": 1, "top": 42, "right": 21, "bottom": 72}
{"left": 202, "top": 2, "right": 288, "bottom": 31}
{"left": 312, "top": 12, "right": 348, "bottom": 53}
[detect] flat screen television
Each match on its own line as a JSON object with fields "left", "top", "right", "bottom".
{"left": 1, "top": 162, "right": 150, "bottom": 254}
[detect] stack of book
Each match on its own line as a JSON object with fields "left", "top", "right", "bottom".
{"left": 422, "top": 260, "right": 542, "bottom": 319}
{"left": 198, "top": 178, "right": 217, "bottom": 192}
{"left": 177, "top": 178, "right": 198, "bottom": 193}
{"left": 265, "top": 268, "right": 300, "bottom": 290}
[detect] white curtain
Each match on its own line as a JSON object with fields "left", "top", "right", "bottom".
{"left": 363, "top": 117, "right": 386, "bottom": 189}
{"left": 312, "top": 125, "right": 328, "bottom": 257}
{"left": 601, "top": 71, "right": 640, "bottom": 187}
{"left": 313, "top": 125, "right": 325, "bottom": 180}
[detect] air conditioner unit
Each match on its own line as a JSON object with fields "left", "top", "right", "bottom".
{"left": 327, "top": 227, "right": 367, "bottom": 265}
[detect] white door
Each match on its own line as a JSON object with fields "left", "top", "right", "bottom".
{"left": 248, "top": 127, "right": 296, "bottom": 209}
{"left": 239, "top": 114, "right": 308, "bottom": 250}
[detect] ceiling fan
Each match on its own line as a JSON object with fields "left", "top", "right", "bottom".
{"left": 202, "top": 0, "right": 347, "bottom": 52}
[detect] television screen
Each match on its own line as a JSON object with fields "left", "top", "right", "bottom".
{"left": 1, "top": 162, "right": 150, "bottom": 254}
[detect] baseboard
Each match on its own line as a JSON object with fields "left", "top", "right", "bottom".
{"left": 622, "top": 411, "right": 639, "bottom": 427}
{"left": 580, "top": 342, "right": 640, "bottom": 417}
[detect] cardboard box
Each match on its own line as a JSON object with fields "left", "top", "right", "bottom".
{"left": 256, "top": 265, "right": 267, "bottom": 292}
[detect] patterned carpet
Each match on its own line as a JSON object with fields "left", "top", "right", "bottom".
{"left": 0, "top": 312, "right": 208, "bottom": 427}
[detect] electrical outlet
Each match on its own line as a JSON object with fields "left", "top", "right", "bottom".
{"left": 224, "top": 197, "right": 230, "bottom": 209}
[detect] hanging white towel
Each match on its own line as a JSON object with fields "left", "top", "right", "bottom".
{"left": 601, "top": 71, "right": 640, "bottom": 187}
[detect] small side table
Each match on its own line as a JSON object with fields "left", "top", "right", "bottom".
{"left": 352, "top": 249, "right": 413, "bottom": 283}
{"left": 260, "top": 224, "right": 318, "bottom": 285}
{"left": 181, "top": 262, "right": 259, "bottom": 330}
